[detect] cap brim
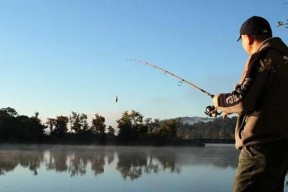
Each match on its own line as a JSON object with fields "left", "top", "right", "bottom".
{"left": 237, "top": 36, "right": 241, "bottom": 42}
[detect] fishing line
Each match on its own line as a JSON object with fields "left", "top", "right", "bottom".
{"left": 128, "top": 59, "right": 221, "bottom": 117}
{"left": 129, "top": 59, "right": 214, "bottom": 98}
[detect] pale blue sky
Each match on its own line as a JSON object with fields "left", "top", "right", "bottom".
{"left": 0, "top": 0, "right": 287, "bottom": 128}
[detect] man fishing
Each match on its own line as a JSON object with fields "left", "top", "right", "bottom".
{"left": 212, "top": 16, "right": 288, "bottom": 192}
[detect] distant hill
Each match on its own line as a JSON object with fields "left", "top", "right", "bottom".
{"left": 175, "top": 116, "right": 237, "bottom": 140}
{"left": 178, "top": 116, "right": 213, "bottom": 125}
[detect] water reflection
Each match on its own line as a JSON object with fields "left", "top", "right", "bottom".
{"left": 0, "top": 144, "right": 238, "bottom": 180}
{"left": 116, "top": 148, "right": 182, "bottom": 180}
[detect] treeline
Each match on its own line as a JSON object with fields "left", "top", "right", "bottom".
{"left": 0, "top": 107, "right": 236, "bottom": 145}
{"left": 178, "top": 117, "right": 237, "bottom": 140}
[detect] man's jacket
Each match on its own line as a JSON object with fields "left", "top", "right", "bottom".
{"left": 216, "top": 37, "right": 288, "bottom": 149}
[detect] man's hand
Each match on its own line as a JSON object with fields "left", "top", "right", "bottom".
{"left": 212, "top": 95, "right": 230, "bottom": 119}
{"left": 212, "top": 95, "right": 219, "bottom": 108}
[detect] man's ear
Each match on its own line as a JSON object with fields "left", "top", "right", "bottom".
{"left": 247, "top": 35, "right": 254, "bottom": 45}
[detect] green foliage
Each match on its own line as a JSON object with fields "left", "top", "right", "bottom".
{"left": 69, "top": 112, "right": 88, "bottom": 133}
{"left": 0, "top": 107, "right": 237, "bottom": 145}
{"left": 91, "top": 114, "right": 106, "bottom": 135}
{"left": 46, "top": 118, "right": 56, "bottom": 134}
{"left": 52, "top": 116, "right": 69, "bottom": 137}
{"left": 0, "top": 107, "right": 46, "bottom": 142}
{"left": 90, "top": 113, "right": 107, "bottom": 143}
{"left": 0, "top": 107, "right": 18, "bottom": 117}
{"left": 16, "top": 115, "right": 46, "bottom": 141}
{"left": 158, "top": 118, "right": 181, "bottom": 139}
{"left": 107, "top": 125, "right": 115, "bottom": 137}
{"left": 177, "top": 117, "right": 236, "bottom": 139}
{"left": 117, "top": 110, "right": 147, "bottom": 143}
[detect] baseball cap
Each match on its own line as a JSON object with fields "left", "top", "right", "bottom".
{"left": 237, "top": 16, "right": 272, "bottom": 41}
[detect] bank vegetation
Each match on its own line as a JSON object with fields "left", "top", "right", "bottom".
{"left": 0, "top": 107, "right": 236, "bottom": 145}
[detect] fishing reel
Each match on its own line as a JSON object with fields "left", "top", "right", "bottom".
{"left": 205, "top": 105, "right": 222, "bottom": 117}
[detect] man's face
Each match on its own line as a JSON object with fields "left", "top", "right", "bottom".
{"left": 241, "top": 35, "right": 252, "bottom": 55}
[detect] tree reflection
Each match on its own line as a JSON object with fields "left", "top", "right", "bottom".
{"left": 0, "top": 145, "right": 239, "bottom": 179}
{"left": 152, "top": 149, "right": 181, "bottom": 174}
{"left": 0, "top": 152, "right": 18, "bottom": 175}
{"left": 68, "top": 153, "right": 87, "bottom": 176}
{"left": 90, "top": 153, "right": 105, "bottom": 175}
{"left": 116, "top": 148, "right": 182, "bottom": 180}
{"left": 18, "top": 150, "right": 43, "bottom": 175}
{"left": 117, "top": 151, "right": 147, "bottom": 180}
{"left": 144, "top": 155, "right": 159, "bottom": 174}
{"left": 0, "top": 147, "right": 44, "bottom": 175}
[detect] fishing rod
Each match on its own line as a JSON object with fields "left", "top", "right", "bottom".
{"left": 129, "top": 59, "right": 221, "bottom": 117}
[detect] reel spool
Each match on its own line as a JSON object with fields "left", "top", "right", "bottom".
{"left": 205, "top": 105, "right": 222, "bottom": 117}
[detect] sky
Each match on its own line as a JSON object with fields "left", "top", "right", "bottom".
{"left": 0, "top": 0, "right": 287, "bottom": 128}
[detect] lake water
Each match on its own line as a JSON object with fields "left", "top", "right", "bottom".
{"left": 0, "top": 144, "right": 287, "bottom": 192}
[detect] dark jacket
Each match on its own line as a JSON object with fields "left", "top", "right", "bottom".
{"left": 216, "top": 37, "right": 288, "bottom": 149}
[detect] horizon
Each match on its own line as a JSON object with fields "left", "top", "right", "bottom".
{"left": 0, "top": 1, "right": 287, "bottom": 129}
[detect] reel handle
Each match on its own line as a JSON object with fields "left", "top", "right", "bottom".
{"left": 204, "top": 105, "right": 222, "bottom": 117}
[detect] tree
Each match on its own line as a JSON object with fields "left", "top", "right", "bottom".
{"left": 117, "top": 110, "right": 147, "bottom": 142}
{"left": 117, "top": 111, "right": 133, "bottom": 142}
{"left": 91, "top": 113, "right": 107, "bottom": 143}
{"left": 177, "top": 116, "right": 236, "bottom": 140}
{"left": 69, "top": 112, "right": 88, "bottom": 134}
{"left": 46, "top": 118, "right": 56, "bottom": 134}
{"left": 158, "top": 118, "right": 181, "bottom": 139}
{"left": 29, "top": 112, "right": 46, "bottom": 140}
{"left": 0, "top": 107, "right": 18, "bottom": 117}
{"left": 52, "top": 116, "right": 69, "bottom": 137}
{"left": 107, "top": 126, "right": 115, "bottom": 137}
{"left": 91, "top": 114, "right": 106, "bottom": 135}
{"left": 148, "top": 118, "right": 161, "bottom": 135}
{"left": 0, "top": 108, "right": 46, "bottom": 141}
{"left": 15, "top": 115, "right": 46, "bottom": 141}
{"left": 130, "top": 110, "right": 147, "bottom": 138}
{"left": 0, "top": 107, "right": 18, "bottom": 139}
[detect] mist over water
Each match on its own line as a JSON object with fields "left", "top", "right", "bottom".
{"left": 0, "top": 144, "right": 287, "bottom": 192}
